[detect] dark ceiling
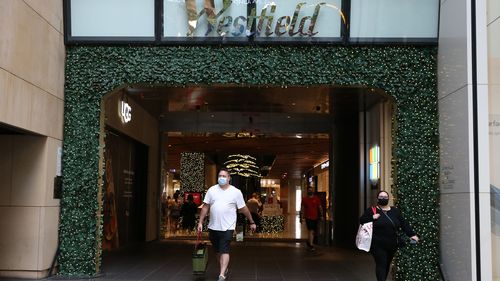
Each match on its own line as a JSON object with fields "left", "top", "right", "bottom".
{"left": 164, "top": 133, "right": 330, "bottom": 179}
{"left": 123, "top": 85, "right": 388, "bottom": 179}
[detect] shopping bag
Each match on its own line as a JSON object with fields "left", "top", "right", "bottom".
{"left": 192, "top": 232, "right": 208, "bottom": 275}
{"left": 355, "top": 206, "right": 377, "bottom": 252}
{"left": 355, "top": 221, "right": 373, "bottom": 252}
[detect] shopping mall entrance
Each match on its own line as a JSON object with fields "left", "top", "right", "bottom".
{"left": 101, "top": 84, "right": 391, "bottom": 250}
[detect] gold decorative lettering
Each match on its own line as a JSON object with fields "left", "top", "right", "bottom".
{"left": 217, "top": 16, "right": 233, "bottom": 36}
{"left": 232, "top": 16, "right": 247, "bottom": 36}
{"left": 185, "top": 0, "right": 233, "bottom": 36}
{"left": 183, "top": 0, "right": 331, "bottom": 38}
{"left": 308, "top": 3, "right": 326, "bottom": 36}
{"left": 289, "top": 2, "right": 305, "bottom": 36}
{"left": 275, "top": 16, "right": 290, "bottom": 36}
{"left": 298, "top": 16, "right": 311, "bottom": 36}
{"left": 185, "top": 0, "right": 200, "bottom": 36}
{"left": 257, "top": 3, "right": 276, "bottom": 36}
{"left": 204, "top": 0, "right": 217, "bottom": 35}
{"left": 246, "top": 7, "right": 257, "bottom": 35}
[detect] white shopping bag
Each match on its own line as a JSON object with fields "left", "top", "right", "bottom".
{"left": 236, "top": 231, "right": 244, "bottom": 242}
{"left": 355, "top": 222, "right": 373, "bottom": 252}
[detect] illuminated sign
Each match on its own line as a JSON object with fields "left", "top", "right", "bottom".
{"left": 369, "top": 145, "right": 380, "bottom": 182}
{"left": 119, "top": 101, "right": 132, "bottom": 123}
{"left": 320, "top": 161, "right": 329, "bottom": 169}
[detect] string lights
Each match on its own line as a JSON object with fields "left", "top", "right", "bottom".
{"left": 224, "top": 154, "right": 261, "bottom": 178}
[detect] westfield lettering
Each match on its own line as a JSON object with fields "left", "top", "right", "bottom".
{"left": 185, "top": 0, "right": 327, "bottom": 37}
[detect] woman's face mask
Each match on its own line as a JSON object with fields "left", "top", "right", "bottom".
{"left": 218, "top": 177, "right": 228, "bottom": 186}
{"left": 377, "top": 198, "right": 389, "bottom": 206}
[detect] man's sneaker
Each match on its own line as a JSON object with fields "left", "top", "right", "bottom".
{"left": 218, "top": 275, "right": 226, "bottom": 281}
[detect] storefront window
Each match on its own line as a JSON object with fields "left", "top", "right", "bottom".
{"left": 70, "top": 0, "right": 155, "bottom": 37}
{"left": 350, "top": 0, "right": 438, "bottom": 40}
{"left": 65, "top": 0, "right": 439, "bottom": 44}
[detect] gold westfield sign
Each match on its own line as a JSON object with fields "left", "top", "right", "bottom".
{"left": 184, "top": 0, "right": 338, "bottom": 37}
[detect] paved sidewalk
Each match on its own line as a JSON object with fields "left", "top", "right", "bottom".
{"left": 0, "top": 240, "right": 384, "bottom": 281}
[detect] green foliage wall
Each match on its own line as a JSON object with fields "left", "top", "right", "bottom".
{"left": 61, "top": 45, "right": 439, "bottom": 280}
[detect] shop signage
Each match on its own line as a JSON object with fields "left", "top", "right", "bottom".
{"left": 119, "top": 101, "right": 132, "bottom": 123}
{"left": 369, "top": 145, "right": 380, "bottom": 182}
{"left": 164, "top": 0, "right": 343, "bottom": 39}
{"left": 66, "top": 0, "right": 439, "bottom": 44}
{"left": 186, "top": 1, "right": 327, "bottom": 37}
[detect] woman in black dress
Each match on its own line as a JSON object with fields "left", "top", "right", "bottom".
{"left": 181, "top": 194, "right": 198, "bottom": 231}
{"left": 359, "top": 191, "right": 419, "bottom": 281}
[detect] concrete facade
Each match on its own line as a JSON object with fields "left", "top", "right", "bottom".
{"left": 438, "top": 0, "right": 492, "bottom": 279}
{"left": 0, "top": 0, "right": 65, "bottom": 278}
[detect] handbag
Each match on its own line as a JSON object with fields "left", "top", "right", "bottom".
{"left": 356, "top": 207, "right": 377, "bottom": 252}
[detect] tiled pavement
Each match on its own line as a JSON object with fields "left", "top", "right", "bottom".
{"left": 0, "top": 240, "right": 385, "bottom": 281}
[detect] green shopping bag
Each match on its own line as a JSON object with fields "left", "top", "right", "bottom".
{"left": 192, "top": 232, "right": 208, "bottom": 275}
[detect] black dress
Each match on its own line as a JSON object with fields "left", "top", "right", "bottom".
{"left": 181, "top": 201, "right": 198, "bottom": 230}
{"left": 359, "top": 206, "right": 416, "bottom": 281}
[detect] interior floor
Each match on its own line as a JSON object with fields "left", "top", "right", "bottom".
{"left": 4, "top": 240, "right": 388, "bottom": 281}
{"left": 162, "top": 214, "right": 310, "bottom": 241}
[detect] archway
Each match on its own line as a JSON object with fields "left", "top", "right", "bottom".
{"left": 60, "top": 45, "right": 439, "bottom": 280}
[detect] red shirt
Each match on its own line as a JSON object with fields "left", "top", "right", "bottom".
{"left": 301, "top": 196, "right": 321, "bottom": 220}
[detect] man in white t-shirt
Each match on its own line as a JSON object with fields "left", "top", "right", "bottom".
{"left": 197, "top": 168, "right": 256, "bottom": 281}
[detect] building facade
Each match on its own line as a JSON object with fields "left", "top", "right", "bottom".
{"left": 0, "top": 0, "right": 498, "bottom": 280}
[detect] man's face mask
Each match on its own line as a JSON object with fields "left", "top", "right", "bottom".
{"left": 218, "top": 177, "right": 228, "bottom": 186}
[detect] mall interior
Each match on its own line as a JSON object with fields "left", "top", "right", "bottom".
{"left": 100, "top": 85, "right": 390, "bottom": 247}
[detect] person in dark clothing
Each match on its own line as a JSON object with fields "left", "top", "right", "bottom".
{"left": 359, "top": 191, "right": 419, "bottom": 281}
{"left": 181, "top": 194, "right": 198, "bottom": 232}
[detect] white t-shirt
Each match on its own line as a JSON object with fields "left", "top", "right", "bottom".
{"left": 203, "top": 184, "right": 246, "bottom": 231}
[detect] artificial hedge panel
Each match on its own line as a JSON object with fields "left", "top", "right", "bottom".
{"left": 61, "top": 45, "right": 439, "bottom": 280}
{"left": 180, "top": 152, "right": 206, "bottom": 192}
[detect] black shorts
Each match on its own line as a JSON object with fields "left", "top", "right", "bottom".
{"left": 209, "top": 229, "right": 234, "bottom": 254}
{"left": 305, "top": 219, "right": 318, "bottom": 231}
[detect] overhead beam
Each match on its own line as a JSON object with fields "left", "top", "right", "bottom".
{"left": 160, "top": 112, "right": 332, "bottom": 134}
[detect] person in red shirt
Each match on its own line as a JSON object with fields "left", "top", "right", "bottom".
{"left": 300, "top": 187, "right": 323, "bottom": 251}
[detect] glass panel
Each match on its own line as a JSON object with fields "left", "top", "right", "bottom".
{"left": 350, "top": 0, "right": 438, "bottom": 38}
{"left": 70, "top": 0, "right": 155, "bottom": 37}
{"left": 490, "top": 115, "right": 500, "bottom": 281}
{"left": 254, "top": 0, "right": 342, "bottom": 39}
{"left": 489, "top": 5, "right": 500, "bottom": 278}
{"left": 164, "top": 0, "right": 248, "bottom": 37}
